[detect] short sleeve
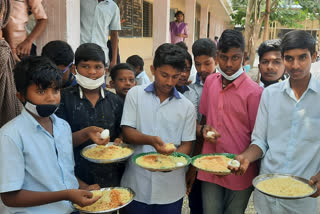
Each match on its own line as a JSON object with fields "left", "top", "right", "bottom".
{"left": 28, "top": 0, "right": 48, "bottom": 20}
{"left": 121, "top": 87, "right": 138, "bottom": 128}
{"left": 251, "top": 89, "right": 269, "bottom": 157}
{"left": 0, "top": 134, "right": 24, "bottom": 193}
{"left": 181, "top": 103, "right": 197, "bottom": 142}
{"left": 109, "top": 4, "right": 121, "bottom": 30}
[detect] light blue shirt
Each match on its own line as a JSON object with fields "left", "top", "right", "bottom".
{"left": 252, "top": 76, "right": 320, "bottom": 214}
{"left": 190, "top": 78, "right": 204, "bottom": 121}
{"left": 135, "top": 71, "right": 151, "bottom": 86}
{"left": 0, "top": 109, "right": 79, "bottom": 214}
{"left": 120, "top": 83, "right": 196, "bottom": 204}
{"left": 80, "top": 0, "right": 121, "bottom": 64}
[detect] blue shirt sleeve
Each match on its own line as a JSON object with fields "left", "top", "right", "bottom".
{"left": 110, "top": 4, "right": 121, "bottom": 30}
{"left": 181, "top": 102, "right": 197, "bottom": 142}
{"left": 0, "top": 133, "right": 25, "bottom": 193}
{"left": 251, "top": 89, "right": 269, "bottom": 157}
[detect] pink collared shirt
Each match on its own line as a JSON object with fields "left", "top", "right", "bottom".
{"left": 198, "top": 72, "right": 263, "bottom": 190}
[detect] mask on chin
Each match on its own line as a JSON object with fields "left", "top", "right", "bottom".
{"left": 25, "top": 101, "right": 59, "bottom": 117}
{"left": 217, "top": 65, "right": 244, "bottom": 81}
{"left": 74, "top": 69, "right": 105, "bottom": 90}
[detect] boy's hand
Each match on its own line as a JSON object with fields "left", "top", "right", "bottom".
{"left": 16, "top": 39, "right": 32, "bottom": 57}
{"left": 87, "top": 126, "right": 110, "bottom": 145}
{"left": 186, "top": 166, "right": 197, "bottom": 195}
{"left": 114, "top": 138, "right": 123, "bottom": 145}
{"left": 67, "top": 189, "right": 101, "bottom": 207}
{"left": 202, "top": 125, "right": 221, "bottom": 143}
{"left": 228, "top": 155, "right": 250, "bottom": 176}
{"left": 85, "top": 184, "right": 101, "bottom": 191}
{"left": 309, "top": 173, "right": 320, "bottom": 197}
{"left": 152, "top": 136, "right": 175, "bottom": 155}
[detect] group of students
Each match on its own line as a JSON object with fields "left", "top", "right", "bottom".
{"left": 0, "top": 26, "right": 320, "bottom": 214}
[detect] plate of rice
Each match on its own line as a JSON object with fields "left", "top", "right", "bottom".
{"left": 191, "top": 153, "right": 236, "bottom": 175}
{"left": 133, "top": 152, "right": 191, "bottom": 172}
{"left": 81, "top": 142, "right": 134, "bottom": 164}
{"left": 253, "top": 173, "right": 317, "bottom": 199}
{"left": 73, "top": 187, "right": 135, "bottom": 213}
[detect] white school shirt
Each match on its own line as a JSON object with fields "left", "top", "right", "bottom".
{"left": 120, "top": 83, "right": 196, "bottom": 204}
{"left": 80, "top": 0, "right": 121, "bottom": 64}
{"left": 252, "top": 76, "right": 320, "bottom": 214}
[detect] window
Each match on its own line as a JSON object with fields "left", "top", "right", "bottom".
{"left": 143, "top": 1, "right": 153, "bottom": 37}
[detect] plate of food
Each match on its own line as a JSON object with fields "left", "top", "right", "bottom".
{"left": 73, "top": 187, "right": 135, "bottom": 213}
{"left": 191, "top": 153, "right": 236, "bottom": 175}
{"left": 81, "top": 142, "right": 134, "bottom": 164}
{"left": 253, "top": 173, "right": 317, "bottom": 199}
{"left": 133, "top": 152, "right": 191, "bottom": 172}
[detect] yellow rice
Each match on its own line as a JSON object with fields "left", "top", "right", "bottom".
{"left": 83, "top": 145, "right": 133, "bottom": 160}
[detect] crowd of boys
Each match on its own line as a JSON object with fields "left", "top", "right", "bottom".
{"left": 1, "top": 2, "right": 320, "bottom": 213}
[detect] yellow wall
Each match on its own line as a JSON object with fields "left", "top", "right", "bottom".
{"left": 119, "top": 37, "right": 154, "bottom": 62}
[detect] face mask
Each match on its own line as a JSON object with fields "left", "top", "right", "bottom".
{"left": 74, "top": 69, "right": 105, "bottom": 90}
{"left": 25, "top": 101, "right": 59, "bottom": 117}
{"left": 217, "top": 65, "right": 244, "bottom": 81}
{"left": 244, "top": 64, "right": 251, "bottom": 73}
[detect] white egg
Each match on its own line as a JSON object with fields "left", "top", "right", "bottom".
{"left": 228, "top": 159, "right": 240, "bottom": 168}
{"left": 207, "top": 131, "right": 215, "bottom": 138}
{"left": 100, "top": 129, "right": 110, "bottom": 139}
{"left": 176, "top": 162, "right": 184, "bottom": 167}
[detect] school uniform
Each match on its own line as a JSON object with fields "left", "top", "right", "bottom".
{"left": 120, "top": 83, "right": 196, "bottom": 214}
{"left": 0, "top": 109, "right": 78, "bottom": 214}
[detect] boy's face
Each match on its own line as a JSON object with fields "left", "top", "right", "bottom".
{"left": 283, "top": 48, "right": 317, "bottom": 81}
{"left": 17, "top": 83, "right": 60, "bottom": 106}
{"left": 110, "top": 69, "right": 136, "bottom": 98}
{"left": 194, "top": 55, "right": 216, "bottom": 83}
{"left": 217, "top": 48, "right": 243, "bottom": 76}
{"left": 177, "top": 59, "right": 191, "bottom": 87}
{"left": 258, "top": 51, "right": 285, "bottom": 82}
{"left": 151, "top": 65, "right": 180, "bottom": 96}
{"left": 73, "top": 60, "right": 106, "bottom": 79}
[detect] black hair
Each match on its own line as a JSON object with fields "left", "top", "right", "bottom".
{"left": 75, "top": 43, "right": 105, "bottom": 66}
{"left": 109, "top": 63, "right": 136, "bottom": 81}
{"left": 192, "top": 38, "right": 217, "bottom": 58}
{"left": 14, "top": 56, "right": 63, "bottom": 96}
{"left": 281, "top": 30, "right": 316, "bottom": 56}
{"left": 218, "top": 29, "right": 245, "bottom": 53}
{"left": 258, "top": 39, "right": 281, "bottom": 61}
{"left": 175, "top": 10, "right": 184, "bottom": 17}
{"left": 214, "top": 36, "right": 219, "bottom": 40}
{"left": 41, "top": 40, "right": 74, "bottom": 66}
{"left": 153, "top": 43, "right": 186, "bottom": 71}
{"left": 175, "top": 42, "right": 188, "bottom": 51}
{"left": 126, "top": 55, "right": 144, "bottom": 71}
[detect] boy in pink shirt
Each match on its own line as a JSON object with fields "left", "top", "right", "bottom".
{"left": 195, "top": 29, "right": 263, "bottom": 213}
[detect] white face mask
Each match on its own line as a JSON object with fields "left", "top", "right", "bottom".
{"left": 217, "top": 65, "right": 244, "bottom": 81}
{"left": 75, "top": 69, "right": 105, "bottom": 90}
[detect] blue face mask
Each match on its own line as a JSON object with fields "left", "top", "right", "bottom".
{"left": 244, "top": 64, "right": 251, "bottom": 73}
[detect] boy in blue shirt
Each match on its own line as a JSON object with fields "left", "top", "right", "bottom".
{"left": 0, "top": 56, "right": 103, "bottom": 214}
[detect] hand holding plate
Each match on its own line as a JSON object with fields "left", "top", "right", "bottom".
{"left": 228, "top": 155, "right": 250, "bottom": 176}
{"left": 309, "top": 174, "right": 320, "bottom": 197}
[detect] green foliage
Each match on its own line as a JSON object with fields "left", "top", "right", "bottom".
{"left": 230, "top": 0, "right": 318, "bottom": 28}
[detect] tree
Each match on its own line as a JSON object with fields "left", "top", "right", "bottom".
{"left": 231, "top": 0, "right": 311, "bottom": 66}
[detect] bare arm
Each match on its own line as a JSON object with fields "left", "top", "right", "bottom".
{"left": 176, "top": 141, "right": 193, "bottom": 155}
{"left": 77, "top": 177, "right": 100, "bottom": 191}
{"left": 16, "top": 19, "right": 47, "bottom": 57}
{"left": 1, "top": 189, "right": 99, "bottom": 208}
{"left": 229, "top": 144, "right": 263, "bottom": 176}
{"left": 109, "top": 30, "right": 119, "bottom": 68}
{"left": 122, "top": 125, "right": 174, "bottom": 155}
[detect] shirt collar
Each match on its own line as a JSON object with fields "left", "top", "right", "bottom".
{"left": 21, "top": 108, "right": 57, "bottom": 130}
{"left": 218, "top": 72, "right": 247, "bottom": 89}
{"left": 281, "top": 74, "right": 320, "bottom": 93}
{"left": 195, "top": 73, "right": 204, "bottom": 86}
{"left": 144, "top": 82, "right": 181, "bottom": 100}
{"left": 136, "top": 70, "right": 145, "bottom": 79}
{"left": 176, "top": 85, "right": 190, "bottom": 94}
{"left": 78, "top": 86, "right": 105, "bottom": 99}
